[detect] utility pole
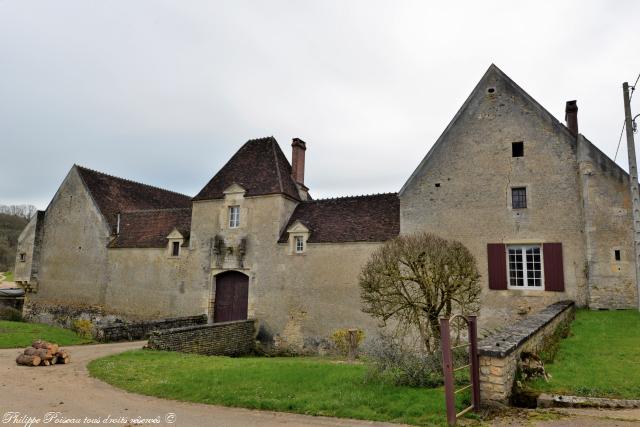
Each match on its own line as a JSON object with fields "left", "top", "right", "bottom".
{"left": 623, "top": 82, "right": 640, "bottom": 311}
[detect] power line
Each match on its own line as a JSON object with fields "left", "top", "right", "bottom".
{"left": 614, "top": 73, "right": 640, "bottom": 161}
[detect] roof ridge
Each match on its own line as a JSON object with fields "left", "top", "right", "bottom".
{"left": 120, "top": 207, "right": 192, "bottom": 214}
{"left": 270, "top": 138, "right": 285, "bottom": 193}
{"left": 75, "top": 165, "right": 191, "bottom": 199}
{"left": 308, "top": 192, "right": 398, "bottom": 202}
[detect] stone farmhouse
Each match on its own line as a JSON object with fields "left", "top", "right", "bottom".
{"left": 14, "top": 65, "right": 638, "bottom": 350}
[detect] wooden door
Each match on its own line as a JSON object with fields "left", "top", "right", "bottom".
{"left": 214, "top": 271, "right": 248, "bottom": 323}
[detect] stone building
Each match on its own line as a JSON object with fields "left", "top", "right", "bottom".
{"left": 15, "top": 65, "right": 637, "bottom": 349}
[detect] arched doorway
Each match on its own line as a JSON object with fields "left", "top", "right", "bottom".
{"left": 214, "top": 271, "right": 249, "bottom": 323}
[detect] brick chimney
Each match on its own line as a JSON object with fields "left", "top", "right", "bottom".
{"left": 565, "top": 100, "right": 578, "bottom": 135}
{"left": 291, "top": 138, "right": 306, "bottom": 185}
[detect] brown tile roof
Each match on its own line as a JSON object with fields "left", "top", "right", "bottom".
{"left": 76, "top": 165, "right": 192, "bottom": 231}
{"left": 108, "top": 208, "right": 192, "bottom": 248}
{"left": 193, "top": 137, "right": 301, "bottom": 201}
{"left": 278, "top": 193, "right": 399, "bottom": 243}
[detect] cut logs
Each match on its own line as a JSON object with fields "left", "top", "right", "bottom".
{"left": 15, "top": 340, "right": 70, "bottom": 367}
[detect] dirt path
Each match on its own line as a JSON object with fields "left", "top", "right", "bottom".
{"left": 0, "top": 342, "right": 406, "bottom": 427}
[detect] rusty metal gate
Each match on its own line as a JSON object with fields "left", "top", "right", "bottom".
{"left": 439, "top": 315, "right": 480, "bottom": 426}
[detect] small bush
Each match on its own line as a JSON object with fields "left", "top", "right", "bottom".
{"left": 363, "top": 334, "right": 469, "bottom": 388}
{"left": 72, "top": 319, "right": 94, "bottom": 339}
{"left": 0, "top": 306, "right": 23, "bottom": 321}
{"left": 330, "top": 328, "right": 364, "bottom": 357}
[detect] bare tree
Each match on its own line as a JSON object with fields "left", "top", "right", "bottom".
{"left": 0, "top": 204, "right": 37, "bottom": 219}
{"left": 359, "top": 232, "right": 481, "bottom": 353}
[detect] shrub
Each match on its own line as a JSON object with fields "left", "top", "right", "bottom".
{"left": 363, "top": 333, "right": 468, "bottom": 388}
{"left": 0, "top": 306, "right": 23, "bottom": 321}
{"left": 330, "top": 328, "right": 365, "bottom": 357}
{"left": 72, "top": 319, "right": 94, "bottom": 339}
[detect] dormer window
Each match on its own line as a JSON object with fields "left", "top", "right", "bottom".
{"left": 295, "top": 236, "right": 305, "bottom": 253}
{"left": 172, "top": 241, "right": 180, "bottom": 257}
{"left": 229, "top": 206, "right": 240, "bottom": 228}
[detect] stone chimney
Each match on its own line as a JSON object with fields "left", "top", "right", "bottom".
{"left": 565, "top": 100, "right": 578, "bottom": 135}
{"left": 291, "top": 138, "right": 307, "bottom": 185}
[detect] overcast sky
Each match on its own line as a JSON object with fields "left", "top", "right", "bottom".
{"left": 1, "top": 1, "right": 639, "bottom": 209}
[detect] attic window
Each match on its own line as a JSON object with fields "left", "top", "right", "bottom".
{"left": 19, "top": 253, "right": 26, "bottom": 262}
{"left": 229, "top": 206, "right": 240, "bottom": 228}
{"left": 295, "top": 236, "right": 305, "bottom": 253}
{"left": 487, "top": 87, "right": 496, "bottom": 94}
{"left": 512, "top": 142, "right": 524, "bottom": 157}
{"left": 172, "top": 241, "right": 180, "bottom": 257}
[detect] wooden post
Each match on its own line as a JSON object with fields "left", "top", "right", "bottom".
{"left": 440, "top": 317, "right": 456, "bottom": 426}
{"left": 347, "top": 329, "right": 357, "bottom": 362}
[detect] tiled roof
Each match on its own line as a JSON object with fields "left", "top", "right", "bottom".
{"left": 278, "top": 193, "right": 399, "bottom": 243}
{"left": 108, "top": 208, "right": 192, "bottom": 248}
{"left": 76, "top": 165, "right": 192, "bottom": 231}
{"left": 193, "top": 137, "right": 301, "bottom": 201}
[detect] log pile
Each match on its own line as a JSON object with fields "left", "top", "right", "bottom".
{"left": 15, "top": 340, "right": 71, "bottom": 367}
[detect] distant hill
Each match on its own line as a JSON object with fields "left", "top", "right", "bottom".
{"left": 0, "top": 213, "right": 29, "bottom": 272}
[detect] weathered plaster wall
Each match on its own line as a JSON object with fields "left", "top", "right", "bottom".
{"left": 578, "top": 136, "right": 637, "bottom": 308}
{"left": 31, "top": 168, "right": 112, "bottom": 306}
{"left": 105, "top": 247, "right": 207, "bottom": 319}
{"left": 14, "top": 213, "right": 38, "bottom": 284}
{"left": 400, "top": 70, "right": 587, "bottom": 329}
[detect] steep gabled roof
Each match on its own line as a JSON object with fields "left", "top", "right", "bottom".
{"left": 75, "top": 165, "right": 192, "bottom": 230}
{"left": 400, "top": 64, "right": 577, "bottom": 196}
{"left": 108, "top": 208, "right": 192, "bottom": 249}
{"left": 193, "top": 137, "right": 301, "bottom": 201}
{"left": 278, "top": 193, "right": 399, "bottom": 243}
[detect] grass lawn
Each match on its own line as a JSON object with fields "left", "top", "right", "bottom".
{"left": 529, "top": 309, "right": 640, "bottom": 399}
{"left": 89, "top": 350, "right": 472, "bottom": 426}
{"left": 0, "top": 321, "right": 93, "bottom": 348}
{"left": 2, "top": 271, "right": 14, "bottom": 282}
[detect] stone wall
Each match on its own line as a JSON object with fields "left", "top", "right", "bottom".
{"left": 147, "top": 319, "right": 258, "bottom": 356}
{"left": 478, "top": 301, "right": 575, "bottom": 405}
{"left": 95, "top": 315, "right": 207, "bottom": 342}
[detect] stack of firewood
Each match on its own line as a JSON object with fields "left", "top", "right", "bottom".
{"left": 15, "top": 340, "right": 71, "bottom": 367}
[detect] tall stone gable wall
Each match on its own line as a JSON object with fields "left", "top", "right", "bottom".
{"left": 400, "top": 68, "right": 588, "bottom": 329}
{"left": 578, "top": 136, "right": 637, "bottom": 308}
{"left": 29, "top": 168, "right": 112, "bottom": 307}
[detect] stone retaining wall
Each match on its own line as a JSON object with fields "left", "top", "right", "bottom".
{"left": 95, "top": 315, "right": 207, "bottom": 342}
{"left": 147, "top": 319, "right": 258, "bottom": 356}
{"left": 478, "top": 301, "right": 575, "bottom": 405}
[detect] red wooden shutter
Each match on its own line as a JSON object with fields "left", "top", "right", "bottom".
{"left": 487, "top": 243, "right": 507, "bottom": 290}
{"left": 543, "top": 243, "right": 565, "bottom": 292}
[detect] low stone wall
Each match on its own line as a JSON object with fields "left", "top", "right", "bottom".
{"left": 95, "top": 315, "right": 207, "bottom": 342}
{"left": 147, "top": 319, "right": 258, "bottom": 356}
{"left": 478, "top": 300, "right": 575, "bottom": 406}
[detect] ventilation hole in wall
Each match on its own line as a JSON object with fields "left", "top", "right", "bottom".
{"left": 487, "top": 87, "right": 496, "bottom": 94}
{"left": 435, "top": 183, "right": 441, "bottom": 188}
{"left": 614, "top": 249, "right": 621, "bottom": 261}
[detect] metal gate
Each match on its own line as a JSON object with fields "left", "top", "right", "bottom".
{"left": 439, "top": 315, "right": 480, "bottom": 426}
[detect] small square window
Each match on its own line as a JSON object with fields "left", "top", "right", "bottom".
{"left": 295, "top": 236, "right": 304, "bottom": 253}
{"left": 512, "top": 142, "right": 524, "bottom": 157}
{"left": 19, "top": 253, "right": 26, "bottom": 262}
{"left": 172, "top": 241, "right": 180, "bottom": 257}
{"left": 511, "top": 187, "right": 527, "bottom": 209}
{"left": 229, "top": 206, "right": 240, "bottom": 228}
{"left": 614, "top": 249, "right": 621, "bottom": 261}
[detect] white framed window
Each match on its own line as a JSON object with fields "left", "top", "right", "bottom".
{"left": 294, "top": 236, "right": 304, "bottom": 253}
{"left": 507, "top": 245, "right": 543, "bottom": 289}
{"left": 229, "top": 205, "right": 240, "bottom": 228}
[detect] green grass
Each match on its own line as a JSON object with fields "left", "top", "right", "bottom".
{"left": 2, "top": 271, "right": 14, "bottom": 282}
{"left": 0, "top": 321, "right": 93, "bottom": 348}
{"left": 529, "top": 309, "right": 640, "bottom": 399}
{"left": 89, "top": 350, "right": 471, "bottom": 426}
